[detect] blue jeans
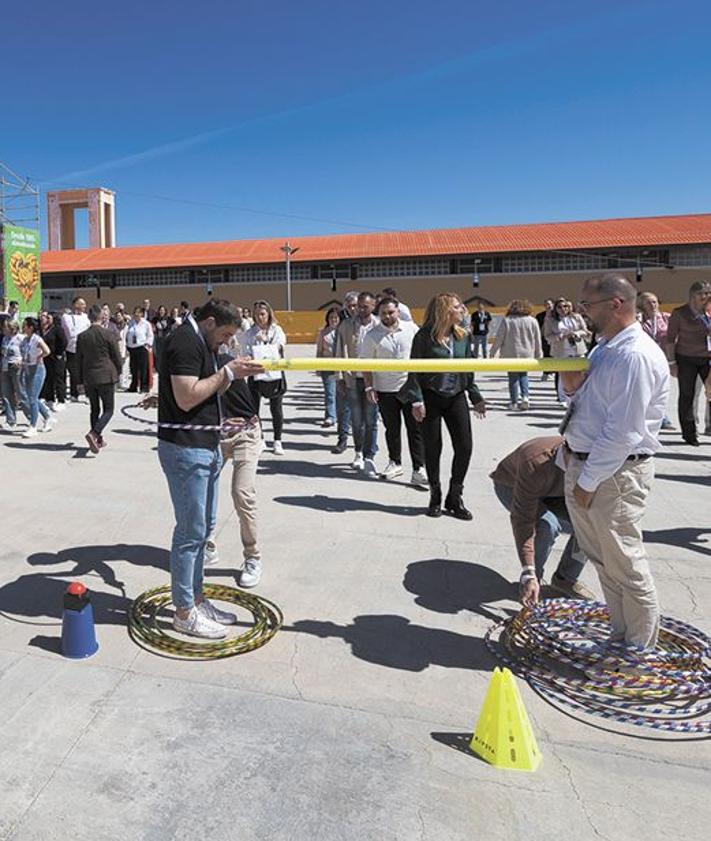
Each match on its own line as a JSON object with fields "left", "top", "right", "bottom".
{"left": 1, "top": 366, "right": 28, "bottom": 426}
{"left": 494, "top": 483, "right": 586, "bottom": 582}
{"left": 320, "top": 372, "right": 337, "bottom": 421}
{"left": 347, "top": 379, "right": 378, "bottom": 458}
{"left": 21, "top": 364, "right": 51, "bottom": 428}
{"left": 472, "top": 335, "right": 488, "bottom": 358}
{"left": 336, "top": 381, "right": 351, "bottom": 446}
{"left": 507, "top": 372, "right": 530, "bottom": 405}
{"left": 158, "top": 440, "right": 223, "bottom": 609}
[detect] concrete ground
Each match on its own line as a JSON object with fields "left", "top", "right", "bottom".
{"left": 0, "top": 345, "right": 709, "bottom": 841}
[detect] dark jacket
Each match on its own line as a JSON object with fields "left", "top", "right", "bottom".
{"left": 403, "top": 326, "right": 483, "bottom": 404}
{"left": 42, "top": 321, "right": 68, "bottom": 358}
{"left": 471, "top": 310, "right": 492, "bottom": 336}
{"left": 76, "top": 324, "right": 122, "bottom": 388}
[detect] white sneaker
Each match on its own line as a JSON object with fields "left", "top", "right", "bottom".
{"left": 273, "top": 440, "right": 284, "bottom": 455}
{"left": 410, "top": 468, "right": 429, "bottom": 487}
{"left": 520, "top": 399, "right": 530, "bottom": 411}
{"left": 41, "top": 419, "right": 55, "bottom": 433}
{"left": 204, "top": 540, "right": 219, "bottom": 567}
{"left": 198, "top": 598, "right": 237, "bottom": 625}
{"left": 240, "top": 557, "right": 262, "bottom": 588}
{"left": 363, "top": 458, "right": 378, "bottom": 478}
{"left": 508, "top": 402, "right": 517, "bottom": 411}
{"left": 351, "top": 453, "right": 364, "bottom": 470}
{"left": 22, "top": 427, "right": 38, "bottom": 439}
{"left": 53, "top": 403, "right": 65, "bottom": 413}
{"left": 173, "top": 606, "right": 226, "bottom": 639}
{"left": 380, "top": 460, "right": 403, "bottom": 479}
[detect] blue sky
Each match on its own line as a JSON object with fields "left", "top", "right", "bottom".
{"left": 3, "top": 0, "right": 709, "bottom": 247}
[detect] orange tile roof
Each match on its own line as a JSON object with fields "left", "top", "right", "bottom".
{"left": 40, "top": 212, "right": 711, "bottom": 273}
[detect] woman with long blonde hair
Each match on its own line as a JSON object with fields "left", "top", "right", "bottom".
{"left": 404, "top": 292, "right": 486, "bottom": 518}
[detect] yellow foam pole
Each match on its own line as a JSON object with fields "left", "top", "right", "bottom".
{"left": 261, "top": 357, "right": 588, "bottom": 373}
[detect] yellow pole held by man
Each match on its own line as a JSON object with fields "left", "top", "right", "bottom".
{"left": 259, "top": 357, "right": 589, "bottom": 373}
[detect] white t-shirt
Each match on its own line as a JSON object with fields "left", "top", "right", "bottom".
{"left": 21, "top": 334, "right": 45, "bottom": 366}
{"left": 61, "top": 312, "right": 90, "bottom": 353}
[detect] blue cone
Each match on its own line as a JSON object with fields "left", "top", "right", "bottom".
{"left": 61, "top": 583, "right": 99, "bottom": 659}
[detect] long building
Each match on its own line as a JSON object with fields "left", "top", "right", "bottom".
{"left": 40, "top": 212, "right": 711, "bottom": 314}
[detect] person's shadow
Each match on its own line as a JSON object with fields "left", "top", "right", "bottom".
{"left": 290, "top": 614, "right": 494, "bottom": 672}
{"left": 403, "top": 559, "right": 518, "bottom": 622}
{"left": 643, "top": 528, "right": 711, "bottom": 558}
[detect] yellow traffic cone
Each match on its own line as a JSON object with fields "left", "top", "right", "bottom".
{"left": 469, "top": 667, "right": 542, "bottom": 772}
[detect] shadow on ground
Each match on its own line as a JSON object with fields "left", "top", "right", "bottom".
{"left": 404, "top": 559, "right": 518, "bottom": 622}
{"left": 290, "top": 614, "right": 494, "bottom": 672}
{"left": 274, "top": 493, "right": 421, "bottom": 515}
{"left": 644, "top": 527, "right": 711, "bottom": 558}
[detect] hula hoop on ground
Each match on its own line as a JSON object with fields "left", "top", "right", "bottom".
{"left": 128, "top": 583, "right": 283, "bottom": 659}
{"left": 486, "top": 599, "right": 711, "bottom": 736}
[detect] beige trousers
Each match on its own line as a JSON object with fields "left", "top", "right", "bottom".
{"left": 219, "top": 425, "right": 262, "bottom": 562}
{"left": 564, "top": 456, "right": 659, "bottom": 649}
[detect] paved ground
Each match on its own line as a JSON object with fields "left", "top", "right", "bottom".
{"left": 1, "top": 345, "right": 709, "bottom": 841}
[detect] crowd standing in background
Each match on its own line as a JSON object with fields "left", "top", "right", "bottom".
{"left": 1, "top": 278, "right": 710, "bottom": 642}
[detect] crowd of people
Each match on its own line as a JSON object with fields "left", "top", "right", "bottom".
{"left": 1, "top": 278, "right": 710, "bottom": 665}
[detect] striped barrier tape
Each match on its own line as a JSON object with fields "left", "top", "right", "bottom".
{"left": 121, "top": 403, "right": 260, "bottom": 433}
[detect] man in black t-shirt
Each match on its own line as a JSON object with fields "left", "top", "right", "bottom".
{"left": 204, "top": 355, "right": 264, "bottom": 586}
{"left": 157, "top": 299, "right": 263, "bottom": 639}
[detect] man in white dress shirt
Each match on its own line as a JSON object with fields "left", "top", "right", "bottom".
{"left": 559, "top": 273, "right": 669, "bottom": 655}
{"left": 61, "top": 296, "right": 90, "bottom": 401}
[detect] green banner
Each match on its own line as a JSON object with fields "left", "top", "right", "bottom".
{"left": 1, "top": 224, "right": 42, "bottom": 320}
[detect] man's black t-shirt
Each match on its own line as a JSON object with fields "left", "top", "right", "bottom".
{"left": 159, "top": 321, "right": 220, "bottom": 449}
{"left": 217, "top": 353, "right": 258, "bottom": 419}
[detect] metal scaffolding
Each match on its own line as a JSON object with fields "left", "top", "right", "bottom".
{"left": 0, "top": 161, "right": 40, "bottom": 229}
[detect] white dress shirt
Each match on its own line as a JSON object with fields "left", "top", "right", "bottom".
{"left": 61, "top": 312, "right": 90, "bottom": 353}
{"left": 559, "top": 322, "right": 670, "bottom": 492}
{"left": 360, "top": 320, "right": 419, "bottom": 392}
{"left": 397, "top": 301, "right": 414, "bottom": 322}
{"left": 126, "top": 318, "right": 154, "bottom": 348}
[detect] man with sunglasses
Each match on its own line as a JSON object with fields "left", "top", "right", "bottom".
{"left": 557, "top": 274, "right": 669, "bottom": 667}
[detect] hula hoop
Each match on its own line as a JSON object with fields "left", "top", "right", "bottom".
{"left": 486, "top": 599, "right": 711, "bottom": 736}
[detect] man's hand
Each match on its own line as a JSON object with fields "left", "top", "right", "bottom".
{"left": 412, "top": 404, "right": 426, "bottom": 423}
{"left": 139, "top": 394, "right": 159, "bottom": 410}
{"left": 573, "top": 483, "right": 595, "bottom": 509}
{"left": 520, "top": 577, "right": 540, "bottom": 607}
{"left": 366, "top": 388, "right": 378, "bottom": 405}
{"left": 228, "top": 357, "right": 265, "bottom": 379}
{"left": 471, "top": 399, "right": 486, "bottom": 418}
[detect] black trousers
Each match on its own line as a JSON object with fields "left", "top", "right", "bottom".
{"left": 422, "top": 389, "right": 472, "bottom": 487}
{"left": 676, "top": 354, "right": 710, "bottom": 437}
{"left": 250, "top": 384, "right": 284, "bottom": 441}
{"left": 377, "top": 392, "right": 425, "bottom": 469}
{"left": 41, "top": 356, "right": 66, "bottom": 403}
{"left": 66, "top": 351, "right": 81, "bottom": 398}
{"left": 128, "top": 346, "right": 150, "bottom": 392}
{"left": 87, "top": 382, "right": 115, "bottom": 435}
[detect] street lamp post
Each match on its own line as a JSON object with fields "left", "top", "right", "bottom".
{"left": 280, "top": 241, "right": 300, "bottom": 311}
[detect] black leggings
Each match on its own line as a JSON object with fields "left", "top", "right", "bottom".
{"left": 421, "top": 389, "right": 472, "bottom": 487}
{"left": 676, "top": 354, "right": 710, "bottom": 436}
{"left": 250, "top": 387, "right": 284, "bottom": 441}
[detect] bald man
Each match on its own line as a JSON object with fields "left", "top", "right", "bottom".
{"left": 558, "top": 273, "right": 670, "bottom": 662}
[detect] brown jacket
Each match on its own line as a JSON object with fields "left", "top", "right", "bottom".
{"left": 666, "top": 304, "right": 711, "bottom": 359}
{"left": 490, "top": 436, "right": 566, "bottom": 566}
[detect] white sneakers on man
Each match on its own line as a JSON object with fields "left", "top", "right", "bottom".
{"left": 351, "top": 453, "right": 364, "bottom": 470}
{"left": 41, "top": 418, "right": 55, "bottom": 433}
{"left": 198, "top": 599, "right": 237, "bottom": 625}
{"left": 173, "top": 606, "right": 226, "bottom": 639}
{"left": 22, "top": 427, "right": 38, "bottom": 439}
{"left": 204, "top": 540, "right": 219, "bottom": 567}
{"left": 363, "top": 458, "right": 378, "bottom": 478}
{"left": 410, "top": 468, "right": 428, "bottom": 487}
{"left": 380, "top": 460, "right": 403, "bottom": 480}
{"left": 240, "top": 558, "right": 262, "bottom": 588}
{"left": 273, "top": 441, "right": 284, "bottom": 455}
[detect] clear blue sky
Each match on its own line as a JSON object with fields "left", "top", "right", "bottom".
{"left": 3, "top": 0, "right": 710, "bottom": 247}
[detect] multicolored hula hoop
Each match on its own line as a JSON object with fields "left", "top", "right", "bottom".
{"left": 121, "top": 402, "right": 259, "bottom": 433}
{"left": 486, "top": 599, "right": 711, "bottom": 736}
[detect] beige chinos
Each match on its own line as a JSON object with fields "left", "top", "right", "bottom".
{"left": 219, "top": 425, "right": 262, "bottom": 562}
{"left": 564, "top": 456, "right": 659, "bottom": 649}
